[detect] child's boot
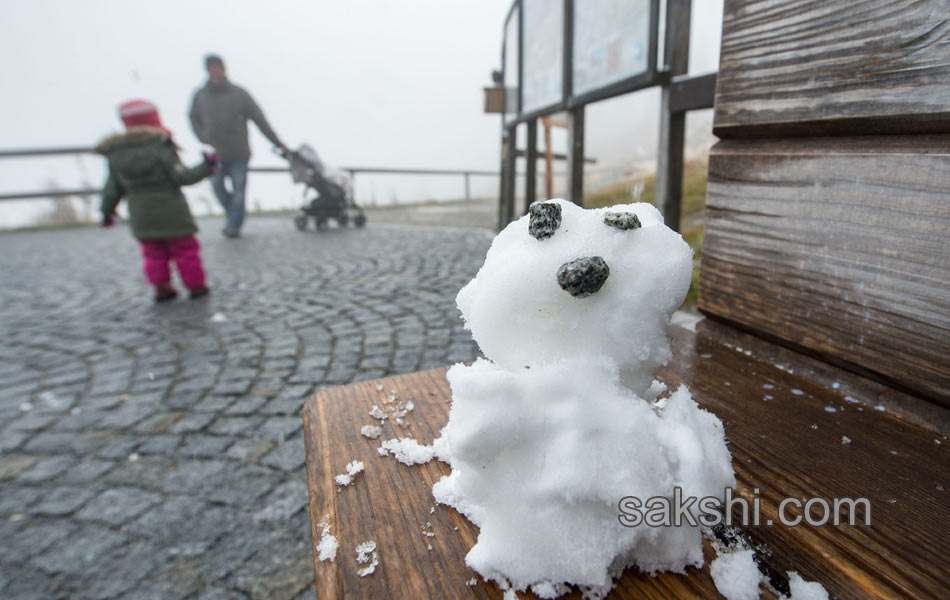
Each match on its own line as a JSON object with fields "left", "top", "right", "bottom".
{"left": 154, "top": 284, "right": 178, "bottom": 303}
{"left": 189, "top": 285, "right": 210, "bottom": 299}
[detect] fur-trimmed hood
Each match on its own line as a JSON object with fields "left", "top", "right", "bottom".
{"left": 96, "top": 126, "right": 172, "bottom": 155}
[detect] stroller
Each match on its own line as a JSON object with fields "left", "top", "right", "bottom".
{"left": 284, "top": 144, "right": 366, "bottom": 231}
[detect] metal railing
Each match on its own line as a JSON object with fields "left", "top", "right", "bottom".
{"left": 0, "top": 147, "right": 502, "bottom": 203}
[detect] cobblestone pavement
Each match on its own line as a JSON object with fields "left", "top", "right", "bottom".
{"left": 0, "top": 215, "right": 493, "bottom": 599}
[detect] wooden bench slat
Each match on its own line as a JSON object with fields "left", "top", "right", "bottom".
{"left": 700, "top": 136, "right": 950, "bottom": 408}
{"left": 713, "top": 0, "right": 950, "bottom": 137}
{"left": 303, "top": 322, "right": 949, "bottom": 599}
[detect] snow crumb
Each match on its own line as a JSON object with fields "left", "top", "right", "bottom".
{"left": 361, "top": 425, "right": 383, "bottom": 439}
{"left": 405, "top": 400, "right": 415, "bottom": 411}
{"left": 532, "top": 581, "right": 571, "bottom": 598}
{"left": 844, "top": 396, "right": 859, "bottom": 404}
{"left": 210, "top": 312, "right": 227, "bottom": 323}
{"left": 786, "top": 571, "right": 829, "bottom": 600}
{"left": 368, "top": 405, "right": 386, "bottom": 420}
{"left": 831, "top": 382, "right": 840, "bottom": 390}
{"left": 841, "top": 436, "right": 851, "bottom": 445}
{"left": 355, "top": 540, "right": 379, "bottom": 576}
{"left": 810, "top": 424, "right": 818, "bottom": 430}
{"left": 335, "top": 460, "right": 365, "bottom": 486}
{"left": 427, "top": 543, "right": 433, "bottom": 550}
{"left": 315, "top": 515, "right": 338, "bottom": 562}
{"left": 762, "top": 383, "right": 774, "bottom": 390}
{"left": 791, "top": 389, "right": 805, "bottom": 396}
{"left": 355, "top": 540, "right": 376, "bottom": 560}
{"left": 824, "top": 406, "right": 837, "bottom": 413}
{"left": 376, "top": 446, "right": 388, "bottom": 456}
{"left": 18, "top": 402, "right": 32, "bottom": 412}
{"left": 710, "top": 549, "right": 761, "bottom": 600}
{"left": 376, "top": 383, "right": 384, "bottom": 391}
{"left": 874, "top": 404, "right": 886, "bottom": 412}
{"left": 127, "top": 453, "right": 140, "bottom": 462}
{"left": 889, "top": 450, "right": 898, "bottom": 456}
{"left": 466, "top": 577, "right": 478, "bottom": 586}
{"left": 380, "top": 437, "right": 435, "bottom": 465}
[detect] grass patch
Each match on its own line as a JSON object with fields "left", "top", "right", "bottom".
{"left": 583, "top": 159, "right": 709, "bottom": 307}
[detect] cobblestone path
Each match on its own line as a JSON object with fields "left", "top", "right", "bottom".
{"left": 0, "top": 216, "right": 492, "bottom": 599}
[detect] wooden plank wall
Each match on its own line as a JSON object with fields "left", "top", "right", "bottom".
{"left": 699, "top": 0, "right": 950, "bottom": 408}
{"left": 713, "top": 0, "right": 950, "bottom": 136}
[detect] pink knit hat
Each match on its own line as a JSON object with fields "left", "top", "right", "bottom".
{"left": 118, "top": 99, "right": 171, "bottom": 135}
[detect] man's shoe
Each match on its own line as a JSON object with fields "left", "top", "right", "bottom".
{"left": 154, "top": 285, "right": 178, "bottom": 303}
{"left": 189, "top": 285, "right": 210, "bottom": 299}
{"left": 222, "top": 228, "right": 240, "bottom": 238}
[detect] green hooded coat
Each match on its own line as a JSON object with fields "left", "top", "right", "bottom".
{"left": 97, "top": 126, "right": 212, "bottom": 240}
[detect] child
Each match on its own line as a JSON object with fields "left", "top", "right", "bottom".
{"left": 97, "top": 99, "right": 218, "bottom": 302}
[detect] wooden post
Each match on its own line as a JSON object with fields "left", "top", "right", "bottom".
{"left": 347, "top": 170, "right": 356, "bottom": 204}
{"left": 525, "top": 119, "right": 538, "bottom": 213}
{"left": 656, "top": 0, "right": 691, "bottom": 232}
{"left": 464, "top": 173, "right": 471, "bottom": 202}
{"left": 542, "top": 117, "right": 554, "bottom": 200}
{"left": 498, "top": 125, "right": 518, "bottom": 229}
{"left": 567, "top": 106, "right": 585, "bottom": 206}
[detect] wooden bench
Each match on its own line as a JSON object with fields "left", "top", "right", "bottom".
{"left": 302, "top": 1, "right": 949, "bottom": 597}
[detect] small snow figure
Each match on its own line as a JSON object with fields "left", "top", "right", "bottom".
{"left": 433, "top": 199, "right": 736, "bottom": 596}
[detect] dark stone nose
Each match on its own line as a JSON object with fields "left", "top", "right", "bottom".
{"left": 557, "top": 256, "right": 609, "bottom": 297}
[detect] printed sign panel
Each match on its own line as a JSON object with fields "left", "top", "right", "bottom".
{"left": 522, "top": 0, "right": 564, "bottom": 113}
{"left": 573, "top": 0, "right": 650, "bottom": 96}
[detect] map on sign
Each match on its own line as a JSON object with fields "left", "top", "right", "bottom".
{"left": 504, "top": 6, "right": 520, "bottom": 120}
{"left": 573, "top": 0, "right": 651, "bottom": 96}
{"left": 522, "top": 0, "right": 564, "bottom": 113}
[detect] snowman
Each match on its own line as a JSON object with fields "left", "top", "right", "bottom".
{"left": 431, "top": 199, "right": 736, "bottom": 597}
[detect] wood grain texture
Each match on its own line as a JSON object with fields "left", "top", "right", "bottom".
{"left": 303, "top": 368, "right": 772, "bottom": 600}
{"left": 713, "top": 0, "right": 950, "bottom": 137}
{"left": 699, "top": 136, "right": 950, "bottom": 408}
{"left": 302, "top": 323, "right": 950, "bottom": 599}
{"left": 659, "top": 321, "right": 949, "bottom": 600}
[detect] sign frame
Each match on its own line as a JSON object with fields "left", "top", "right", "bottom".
{"left": 500, "top": 0, "right": 663, "bottom": 124}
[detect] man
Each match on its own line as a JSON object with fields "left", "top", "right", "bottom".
{"left": 189, "top": 54, "right": 287, "bottom": 237}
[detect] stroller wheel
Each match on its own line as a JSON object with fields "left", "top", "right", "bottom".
{"left": 338, "top": 212, "right": 350, "bottom": 227}
{"left": 354, "top": 214, "right": 367, "bottom": 228}
{"left": 294, "top": 214, "right": 308, "bottom": 231}
{"left": 315, "top": 216, "right": 328, "bottom": 231}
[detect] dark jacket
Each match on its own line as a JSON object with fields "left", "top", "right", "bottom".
{"left": 97, "top": 127, "right": 212, "bottom": 240}
{"left": 189, "top": 79, "right": 283, "bottom": 160}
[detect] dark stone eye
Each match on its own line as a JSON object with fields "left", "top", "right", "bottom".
{"left": 603, "top": 212, "right": 641, "bottom": 230}
{"left": 557, "top": 256, "right": 610, "bottom": 297}
{"left": 529, "top": 202, "right": 562, "bottom": 240}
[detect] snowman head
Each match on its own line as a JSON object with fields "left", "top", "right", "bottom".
{"left": 456, "top": 199, "right": 692, "bottom": 379}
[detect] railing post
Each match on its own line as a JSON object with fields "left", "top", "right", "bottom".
{"left": 656, "top": 0, "right": 692, "bottom": 232}
{"left": 567, "top": 106, "right": 585, "bottom": 206}
{"left": 464, "top": 173, "right": 471, "bottom": 202}
{"left": 525, "top": 118, "right": 538, "bottom": 213}
{"left": 498, "top": 125, "right": 518, "bottom": 229}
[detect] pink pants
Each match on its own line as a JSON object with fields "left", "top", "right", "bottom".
{"left": 139, "top": 235, "right": 206, "bottom": 289}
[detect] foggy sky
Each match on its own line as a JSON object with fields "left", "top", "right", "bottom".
{"left": 0, "top": 0, "right": 722, "bottom": 227}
